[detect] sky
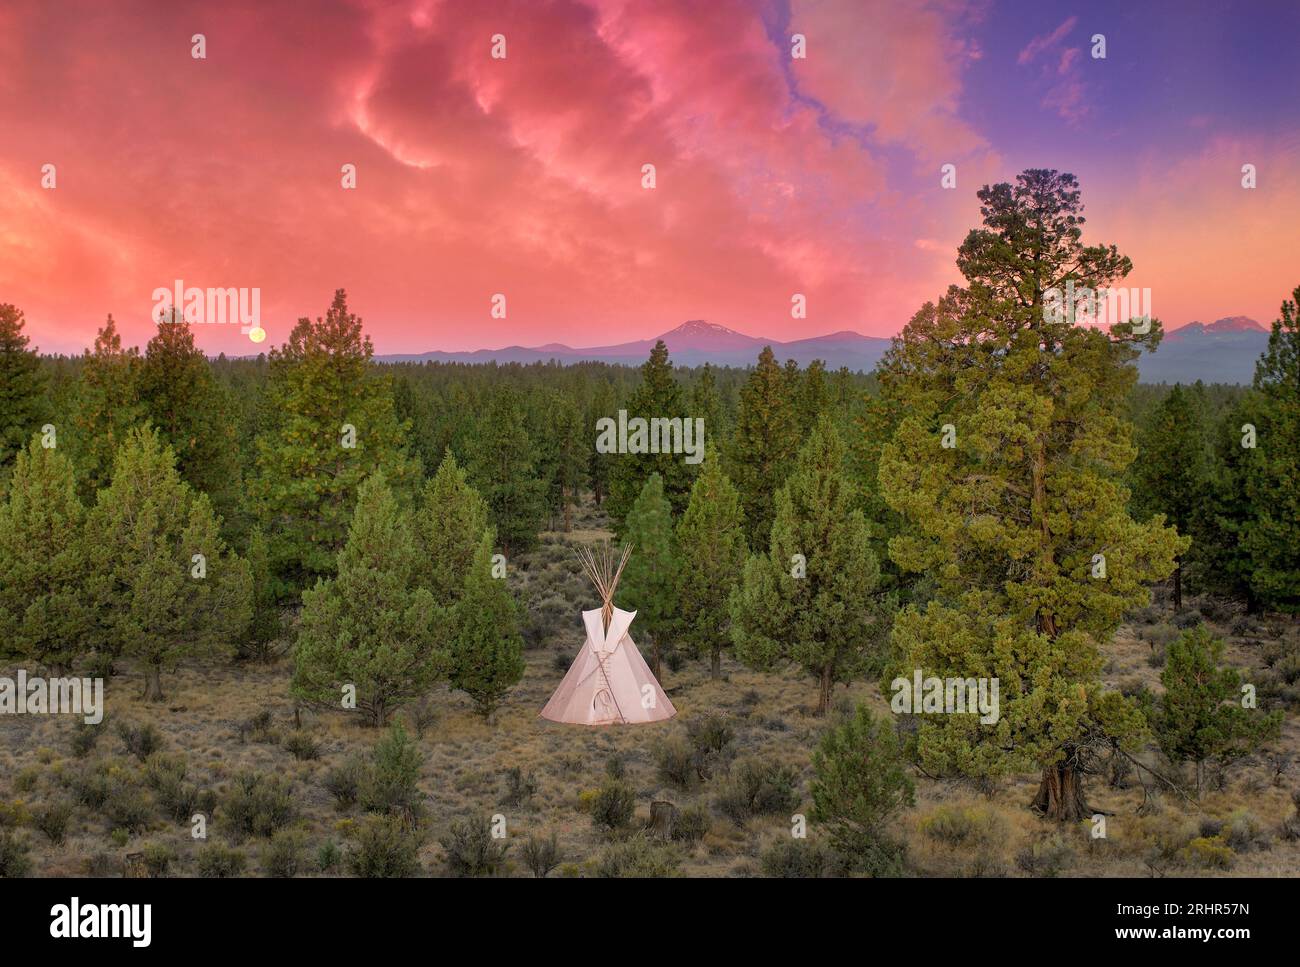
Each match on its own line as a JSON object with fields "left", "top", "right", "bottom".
{"left": 2, "top": 0, "right": 1298, "bottom": 356}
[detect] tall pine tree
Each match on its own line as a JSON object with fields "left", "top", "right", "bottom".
{"left": 727, "top": 346, "right": 799, "bottom": 548}
{"left": 618, "top": 473, "right": 677, "bottom": 679}
{"left": 0, "top": 303, "right": 48, "bottom": 478}
{"left": 69, "top": 315, "right": 143, "bottom": 500}
{"left": 878, "top": 170, "right": 1184, "bottom": 819}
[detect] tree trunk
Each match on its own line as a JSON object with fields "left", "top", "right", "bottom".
{"left": 142, "top": 665, "right": 165, "bottom": 703}
{"left": 562, "top": 493, "right": 572, "bottom": 532}
{"left": 710, "top": 648, "right": 721, "bottom": 681}
{"left": 1173, "top": 557, "right": 1183, "bottom": 610}
{"left": 649, "top": 801, "right": 677, "bottom": 841}
{"left": 1031, "top": 759, "right": 1090, "bottom": 821}
{"left": 815, "top": 666, "right": 833, "bottom": 716}
{"left": 649, "top": 637, "right": 663, "bottom": 682}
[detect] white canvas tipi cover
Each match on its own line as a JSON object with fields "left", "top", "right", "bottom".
{"left": 540, "top": 606, "right": 676, "bottom": 725}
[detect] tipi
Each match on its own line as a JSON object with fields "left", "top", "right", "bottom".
{"left": 540, "top": 543, "right": 676, "bottom": 726}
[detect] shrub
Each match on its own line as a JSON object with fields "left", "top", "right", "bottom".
{"left": 810, "top": 705, "right": 913, "bottom": 873}
{"left": 347, "top": 815, "right": 423, "bottom": 878}
{"left": 316, "top": 840, "right": 342, "bottom": 873}
{"left": 116, "top": 720, "right": 164, "bottom": 761}
{"left": 1179, "top": 835, "right": 1233, "bottom": 870}
{"left": 654, "top": 735, "right": 699, "bottom": 790}
{"left": 595, "top": 836, "right": 680, "bottom": 878}
{"left": 70, "top": 721, "right": 101, "bottom": 759}
{"left": 283, "top": 731, "right": 322, "bottom": 761}
{"left": 323, "top": 758, "right": 365, "bottom": 810}
{"left": 0, "top": 799, "right": 32, "bottom": 828}
{"left": 263, "top": 829, "right": 307, "bottom": 877}
{"left": 501, "top": 766, "right": 538, "bottom": 808}
{"left": 439, "top": 814, "right": 509, "bottom": 877}
{"left": 590, "top": 780, "right": 636, "bottom": 833}
{"left": 142, "top": 842, "right": 177, "bottom": 877}
{"left": 759, "top": 839, "right": 849, "bottom": 878}
{"left": 0, "top": 830, "right": 32, "bottom": 878}
{"left": 604, "top": 754, "right": 626, "bottom": 780}
{"left": 69, "top": 767, "right": 112, "bottom": 810}
{"left": 1223, "top": 810, "right": 1269, "bottom": 853}
{"left": 220, "top": 772, "right": 296, "bottom": 840}
{"left": 1015, "top": 835, "right": 1072, "bottom": 877}
{"left": 34, "top": 799, "right": 75, "bottom": 845}
{"left": 359, "top": 723, "right": 425, "bottom": 823}
{"left": 672, "top": 803, "right": 712, "bottom": 846}
{"left": 13, "top": 768, "right": 40, "bottom": 793}
{"left": 919, "top": 804, "right": 1009, "bottom": 847}
{"left": 104, "top": 785, "right": 153, "bottom": 834}
{"left": 714, "top": 758, "right": 800, "bottom": 825}
{"left": 686, "top": 713, "right": 735, "bottom": 755}
{"left": 196, "top": 842, "right": 247, "bottom": 878}
{"left": 521, "top": 831, "right": 562, "bottom": 878}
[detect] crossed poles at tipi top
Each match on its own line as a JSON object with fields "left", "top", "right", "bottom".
{"left": 575, "top": 541, "right": 633, "bottom": 725}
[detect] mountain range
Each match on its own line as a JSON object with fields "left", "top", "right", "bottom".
{"left": 379, "top": 316, "right": 1272, "bottom": 384}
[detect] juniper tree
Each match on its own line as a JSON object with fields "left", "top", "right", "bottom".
{"left": 414, "top": 450, "right": 490, "bottom": 605}
{"left": 1130, "top": 384, "right": 1207, "bottom": 609}
{"left": 253, "top": 290, "right": 418, "bottom": 596}
{"left": 606, "top": 341, "right": 695, "bottom": 522}
{"left": 878, "top": 169, "right": 1185, "bottom": 820}
{"left": 727, "top": 346, "right": 799, "bottom": 548}
{"left": 87, "top": 427, "right": 252, "bottom": 701}
{"left": 0, "top": 439, "right": 91, "bottom": 675}
{"left": 69, "top": 315, "right": 143, "bottom": 500}
{"left": 449, "top": 534, "right": 525, "bottom": 720}
{"left": 235, "top": 527, "right": 282, "bottom": 662}
{"left": 675, "top": 451, "right": 746, "bottom": 679}
{"left": 0, "top": 303, "right": 48, "bottom": 477}
{"left": 1155, "top": 625, "right": 1282, "bottom": 795}
{"left": 293, "top": 472, "right": 446, "bottom": 727}
{"left": 618, "top": 473, "right": 677, "bottom": 679}
{"left": 730, "top": 417, "right": 883, "bottom": 715}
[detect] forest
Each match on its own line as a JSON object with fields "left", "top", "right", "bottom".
{"left": 0, "top": 171, "right": 1297, "bottom": 878}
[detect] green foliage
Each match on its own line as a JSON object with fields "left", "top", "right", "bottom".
{"left": 590, "top": 779, "right": 636, "bottom": 832}
{"left": 196, "top": 842, "right": 247, "bottom": 878}
{"left": 618, "top": 473, "right": 678, "bottom": 673}
{"left": 466, "top": 390, "right": 546, "bottom": 556}
{"left": 595, "top": 835, "right": 680, "bottom": 878}
{"left": 727, "top": 346, "right": 799, "bottom": 548}
{"left": 262, "top": 829, "right": 307, "bottom": 878}
{"left": 810, "top": 705, "right": 913, "bottom": 872}
{"left": 674, "top": 451, "right": 746, "bottom": 678}
{"left": 86, "top": 427, "right": 252, "bottom": 701}
{"left": 235, "top": 527, "right": 282, "bottom": 661}
{"left": 0, "top": 830, "right": 34, "bottom": 878}
{"left": 877, "top": 170, "right": 1185, "bottom": 818}
{"left": 438, "top": 814, "right": 508, "bottom": 877}
{"left": 712, "top": 757, "right": 800, "bottom": 825}
{"left": 0, "top": 303, "right": 48, "bottom": 477}
{"left": 759, "top": 838, "right": 849, "bottom": 878}
{"left": 359, "top": 722, "right": 425, "bottom": 822}
{"left": 0, "top": 440, "right": 91, "bottom": 672}
{"left": 252, "top": 289, "right": 418, "bottom": 595}
{"left": 448, "top": 535, "right": 525, "bottom": 718}
{"left": 348, "top": 814, "right": 424, "bottom": 877}
{"left": 67, "top": 315, "right": 143, "bottom": 500}
{"left": 521, "top": 831, "right": 562, "bottom": 877}
{"left": 1155, "top": 625, "right": 1283, "bottom": 792}
{"left": 606, "top": 340, "right": 696, "bottom": 522}
{"left": 292, "top": 472, "right": 447, "bottom": 726}
{"left": 219, "top": 771, "right": 297, "bottom": 840}
{"left": 413, "top": 451, "right": 490, "bottom": 606}
{"left": 731, "top": 417, "right": 884, "bottom": 714}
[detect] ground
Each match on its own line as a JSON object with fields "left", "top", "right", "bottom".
{"left": 2, "top": 498, "right": 1297, "bottom": 878}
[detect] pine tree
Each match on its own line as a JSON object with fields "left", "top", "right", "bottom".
{"left": 449, "top": 534, "right": 525, "bottom": 720}
{"left": 730, "top": 417, "right": 883, "bottom": 715}
{"left": 606, "top": 341, "right": 695, "bottom": 522}
{"left": 878, "top": 170, "right": 1185, "bottom": 820}
{"left": 1155, "top": 625, "right": 1282, "bottom": 794}
{"left": 414, "top": 450, "right": 490, "bottom": 605}
{"left": 727, "top": 346, "right": 799, "bottom": 548}
{"left": 691, "top": 363, "right": 724, "bottom": 446}
{"left": 235, "top": 527, "right": 282, "bottom": 662}
{"left": 253, "top": 290, "right": 418, "bottom": 595}
{"left": 0, "top": 440, "right": 91, "bottom": 675}
{"left": 587, "top": 380, "right": 616, "bottom": 507}
{"left": 292, "top": 472, "right": 446, "bottom": 726}
{"left": 0, "top": 304, "right": 49, "bottom": 477}
{"left": 466, "top": 390, "right": 546, "bottom": 557}
{"left": 69, "top": 315, "right": 143, "bottom": 500}
{"left": 139, "top": 319, "right": 240, "bottom": 517}
{"left": 1130, "top": 384, "right": 1207, "bottom": 609}
{"left": 618, "top": 473, "right": 677, "bottom": 679}
{"left": 86, "top": 427, "right": 252, "bottom": 701}
{"left": 675, "top": 450, "right": 746, "bottom": 679}
{"left": 1237, "top": 286, "right": 1300, "bottom": 611}
{"left": 796, "top": 359, "right": 829, "bottom": 433}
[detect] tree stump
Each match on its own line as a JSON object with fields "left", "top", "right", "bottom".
{"left": 123, "top": 852, "right": 146, "bottom": 878}
{"left": 649, "top": 800, "right": 677, "bottom": 841}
